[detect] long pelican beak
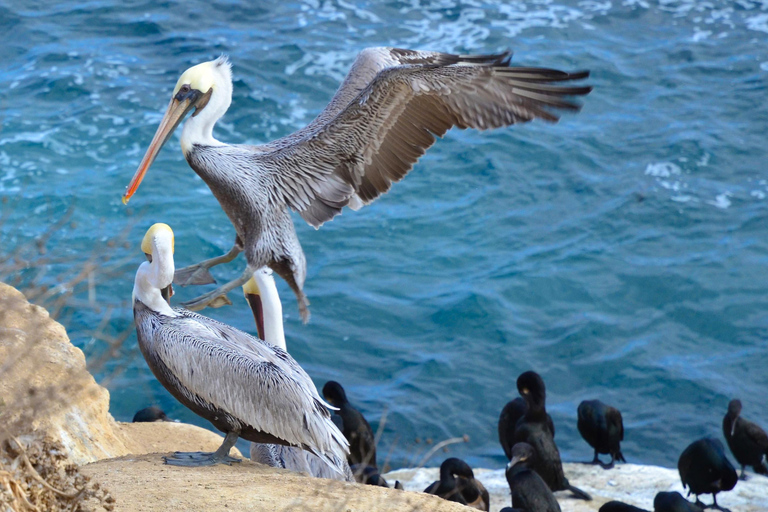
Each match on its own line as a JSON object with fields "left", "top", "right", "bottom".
{"left": 160, "top": 284, "right": 174, "bottom": 304}
{"left": 242, "top": 276, "right": 265, "bottom": 340}
{"left": 122, "top": 95, "right": 198, "bottom": 204}
{"left": 244, "top": 292, "right": 266, "bottom": 341}
{"left": 731, "top": 413, "right": 739, "bottom": 437}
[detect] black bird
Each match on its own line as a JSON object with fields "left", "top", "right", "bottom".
{"left": 322, "top": 381, "right": 377, "bottom": 469}
{"left": 577, "top": 399, "right": 626, "bottom": 469}
{"left": 654, "top": 491, "right": 704, "bottom": 512}
{"left": 599, "top": 501, "right": 649, "bottom": 512}
{"left": 505, "top": 443, "right": 561, "bottom": 512}
{"left": 499, "top": 396, "right": 555, "bottom": 459}
{"left": 457, "top": 474, "right": 490, "bottom": 511}
{"left": 351, "top": 464, "right": 389, "bottom": 487}
{"left": 722, "top": 398, "right": 768, "bottom": 480}
{"left": 132, "top": 406, "right": 169, "bottom": 422}
{"left": 424, "top": 457, "right": 489, "bottom": 510}
{"left": 678, "top": 437, "right": 737, "bottom": 511}
{"left": 513, "top": 371, "right": 591, "bottom": 500}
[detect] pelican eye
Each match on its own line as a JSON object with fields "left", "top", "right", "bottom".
{"left": 175, "top": 84, "right": 195, "bottom": 101}
{"left": 145, "top": 252, "right": 153, "bottom": 263}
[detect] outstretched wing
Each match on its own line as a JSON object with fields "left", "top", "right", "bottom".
{"left": 270, "top": 47, "right": 513, "bottom": 144}
{"left": 254, "top": 46, "right": 591, "bottom": 228}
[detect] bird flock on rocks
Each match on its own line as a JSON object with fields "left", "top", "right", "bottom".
{"left": 122, "top": 47, "right": 766, "bottom": 511}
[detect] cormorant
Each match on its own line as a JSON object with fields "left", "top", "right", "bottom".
{"left": 722, "top": 399, "right": 768, "bottom": 480}
{"left": 499, "top": 396, "right": 555, "bottom": 459}
{"left": 505, "top": 443, "right": 561, "bottom": 512}
{"left": 599, "top": 501, "right": 648, "bottom": 512}
{"left": 653, "top": 491, "right": 704, "bottom": 512}
{"left": 577, "top": 399, "right": 626, "bottom": 469}
{"left": 132, "top": 406, "right": 169, "bottom": 422}
{"left": 322, "top": 380, "right": 377, "bottom": 470}
{"left": 513, "top": 371, "right": 591, "bottom": 500}
{"left": 678, "top": 437, "right": 737, "bottom": 511}
{"left": 424, "top": 457, "right": 489, "bottom": 510}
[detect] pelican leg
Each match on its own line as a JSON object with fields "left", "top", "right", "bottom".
{"left": 164, "top": 431, "right": 241, "bottom": 467}
{"left": 174, "top": 239, "right": 243, "bottom": 286}
{"left": 180, "top": 267, "right": 253, "bottom": 311}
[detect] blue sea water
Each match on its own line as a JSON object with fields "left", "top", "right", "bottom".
{"left": 1, "top": 0, "right": 767, "bottom": 472}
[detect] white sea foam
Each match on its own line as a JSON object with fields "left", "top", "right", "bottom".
{"left": 644, "top": 162, "right": 682, "bottom": 178}
{"left": 746, "top": 13, "right": 768, "bottom": 33}
{"left": 707, "top": 191, "right": 732, "bottom": 209}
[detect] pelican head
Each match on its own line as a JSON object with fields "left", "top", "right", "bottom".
{"left": 133, "top": 223, "right": 177, "bottom": 314}
{"left": 123, "top": 56, "right": 233, "bottom": 204}
{"left": 242, "top": 268, "right": 286, "bottom": 350}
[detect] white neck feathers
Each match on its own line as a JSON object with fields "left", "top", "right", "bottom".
{"left": 132, "top": 231, "right": 178, "bottom": 317}
{"left": 253, "top": 270, "right": 286, "bottom": 351}
{"left": 180, "top": 68, "right": 232, "bottom": 155}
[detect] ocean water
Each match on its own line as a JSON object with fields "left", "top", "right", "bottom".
{"left": 2, "top": 0, "right": 767, "bottom": 472}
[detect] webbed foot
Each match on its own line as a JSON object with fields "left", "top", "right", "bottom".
{"left": 180, "top": 269, "right": 252, "bottom": 312}
{"left": 174, "top": 265, "right": 217, "bottom": 286}
{"left": 164, "top": 450, "right": 241, "bottom": 467}
{"left": 181, "top": 289, "right": 233, "bottom": 311}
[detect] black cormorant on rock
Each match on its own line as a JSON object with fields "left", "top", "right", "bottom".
{"left": 654, "top": 491, "right": 704, "bottom": 512}
{"left": 722, "top": 398, "right": 768, "bottom": 480}
{"left": 599, "top": 501, "right": 649, "bottom": 512}
{"left": 577, "top": 399, "right": 626, "bottom": 469}
{"left": 499, "top": 396, "right": 555, "bottom": 459}
{"left": 132, "top": 406, "right": 169, "bottom": 422}
{"left": 513, "top": 371, "right": 591, "bottom": 500}
{"left": 678, "top": 437, "right": 737, "bottom": 511}
{"left": 322, "top": 380, "right": 377, "bottom": 470}
{"left": 351, "top": 464, "right": 389, "bottom": 487}
{"left": 505, "top": 443, "right": 561, "bottom": 512}
{"left": 424, "top": 457, "right": 489, "bottom": 510}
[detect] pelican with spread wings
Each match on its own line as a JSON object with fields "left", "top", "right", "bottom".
{"left": 123, "top": 48, "right": 592, "bottom": 320}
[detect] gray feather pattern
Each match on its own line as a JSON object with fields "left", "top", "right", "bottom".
{"left": 250, "top": 443, "right": 354, "bottom": 481}
{"left": 134, "top": 301, "right": 349, "bottom": 472}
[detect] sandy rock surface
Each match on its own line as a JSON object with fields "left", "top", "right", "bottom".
{"left": 81, "top": 453, "right": 469, "bottom": 512}
{"left": 0, "top": 282, "right": 128, "bottom": 464}
{"left": 386, "top": 462, "right": 768, "bottom": 512}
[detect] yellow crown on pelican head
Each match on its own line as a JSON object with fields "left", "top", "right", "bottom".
{"left": 173, "top": 56, "right": 231, "bottom": 97}
{"left": 141, "top": 223, "right": 175, "bottom": 255}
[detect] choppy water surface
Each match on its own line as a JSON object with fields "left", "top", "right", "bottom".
{"left": 2, "top": 0, "right": 767, "bottom": 470}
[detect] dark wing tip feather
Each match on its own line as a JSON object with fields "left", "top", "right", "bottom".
{"left": 498, "top": 67, "right": 591, "bottom": 83}
{"left": 457, "top": 50, "right": 513, "bottom": 66}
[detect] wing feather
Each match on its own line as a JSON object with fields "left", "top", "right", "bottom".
{"left": 254, "top": 47, "right": 590, "bottom": 228}
{"left": 151, "top": 309, "right": 348, "bottom": 463}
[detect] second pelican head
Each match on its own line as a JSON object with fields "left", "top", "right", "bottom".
{"left": 134, "top": 223, "right": 176, "bottom": 312}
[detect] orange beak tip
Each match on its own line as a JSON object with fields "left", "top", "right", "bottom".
{"left": 121, "top": 195, "right": 130, "bottom": 205}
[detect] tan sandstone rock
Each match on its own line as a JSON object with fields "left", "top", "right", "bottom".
{"left": 80, "top": 454, "right": 469, "bottom": 512}
{"left": 0, "top": 282, "right": 242, "bottom": 464}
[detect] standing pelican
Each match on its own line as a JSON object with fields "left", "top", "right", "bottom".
{"left": 122, "top": 48, "right": 592, "bottom": 320}
{"left": 132, "top": 223, "right": 349, "bottom": 470}
{"left": 242, "top": 268, "right": 353, "bottom": 481}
